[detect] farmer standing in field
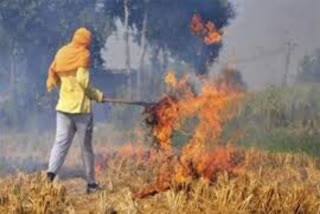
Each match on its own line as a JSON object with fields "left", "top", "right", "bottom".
{"left": 46, "top": 27, "right": 104, "bottom": 193}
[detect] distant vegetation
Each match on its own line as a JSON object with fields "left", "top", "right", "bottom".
{"left": 223, "top": 84, "right": 320, "bottom": 156}
{"left": 296, "top": 48, "right": 320, "bottom": 83}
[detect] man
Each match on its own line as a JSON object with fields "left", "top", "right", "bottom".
{"left": 46, "top": 27, "right": 104, "bottom": 193}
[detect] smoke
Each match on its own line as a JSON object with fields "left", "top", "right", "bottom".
{"left": 3, "top": 0, "right": 319, "bottom": 176}
{"left": 0, "top": 157, "right": 46, "bottom": 175}
{"left": 0, "top": 132, "right": 97, "bottom": 179}
{"left": 213, "top": 0, "right": 320, "bottom": 90}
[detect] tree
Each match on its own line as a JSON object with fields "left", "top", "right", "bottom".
{"left": 296, "top": 49, "right": 320, "bottom": 83}
{"left": 0, "top": 0, "right": 114, "bottom": 130}
{"left": 104, "top": 0, "right": 234, "bottom": 74}
{"left": 0, "top": 0, "right": 235, "bottom": 130}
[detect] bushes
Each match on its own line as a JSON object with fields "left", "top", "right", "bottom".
{"left": 223, "top": 84, "right": 320, "bottom": 155}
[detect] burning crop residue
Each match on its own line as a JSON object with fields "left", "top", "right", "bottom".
{"left": 145, "top": 72, "right": 242, "bottom": 151}
{"left": 93, "top": 70, "right": 245, "bottom": 199}
{"left": 144, "top": 96, "right": 179, "bottom": 151}
{"left": 133, "top": 72, "right": 245, "bottom": 199}
{"left": 95, "top": 16, "right": 244, "bottom": 199}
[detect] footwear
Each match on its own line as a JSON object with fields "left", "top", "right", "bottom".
{"left": 47, "top": 172, "right": 56, "bottom": 183}
{"left": 86, "top": 183, "right": 103, "bottom": 194}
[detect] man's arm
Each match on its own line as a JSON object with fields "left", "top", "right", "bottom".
{"left": 76, "top": 67, "right": 104, "bottom": 102}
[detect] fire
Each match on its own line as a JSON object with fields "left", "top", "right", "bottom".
{"left": 145, "top": 72, "right": 241, "bottom": 151}
{"left": 94, "top": 71, "right": 245, "bottom": 199}
{"left": 165, "top": 72, "right": 177, "bottom": 89}
{"left": 134, "top": 72, "right": 244, "bottom": 198}
{"left": 145, "top": 96, "right": 179, "bottom": 151}
{"left": 190, "top": 14, "right": 223, "bottom": 44}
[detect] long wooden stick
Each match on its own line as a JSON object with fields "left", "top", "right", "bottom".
{"left": 103, "top": 98, "right": 155, "bottom": 106}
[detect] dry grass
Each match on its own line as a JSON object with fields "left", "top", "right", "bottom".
{"left": 1, "top": 148, "right": 320, "bottom": 214}
{"left": 0, "top": 173, "right": 73, "bottom": 213}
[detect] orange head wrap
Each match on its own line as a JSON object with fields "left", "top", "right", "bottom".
{"left": 46, "top": 27, "right": 92, "bottom": 92}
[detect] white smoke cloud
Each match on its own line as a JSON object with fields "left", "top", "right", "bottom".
{"left": 213, "top": 0, "right": 320, "bottom": 90}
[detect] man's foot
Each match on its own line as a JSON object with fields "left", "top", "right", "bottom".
{"left": 86, "top": 183, "right": 103, "bottom": 194}
{"left": 47, "top": 172, "right": 56, "bottom": 183}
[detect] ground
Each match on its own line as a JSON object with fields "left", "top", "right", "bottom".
{"left": 1, "top": 126, "right": 320, "bottom": 213}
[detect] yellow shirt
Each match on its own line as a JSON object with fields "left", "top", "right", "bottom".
{"left": 55, "top": 67, "right": 103, "bottom": 113}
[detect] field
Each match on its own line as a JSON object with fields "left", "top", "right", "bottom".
{"left": 1, "top": 128, "right": 320, "bottom": 213}
{"left": 1, "top": 142, "right": 320, "bottom": 213}
{"left": 2, "top": 84, "right": 320, "bottom": 213}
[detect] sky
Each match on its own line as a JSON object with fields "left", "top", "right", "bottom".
{"left": 213, "top": 0, "right": 320, "bottom": 89}
{"left": 103, "top": 0, "right": 320, "bottom": 90}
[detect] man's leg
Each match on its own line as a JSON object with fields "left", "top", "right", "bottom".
{"left": 74, "top": 114, "right": 96, "bottom": 185}
{"left": 47, "top": 112, "right": 76, "bottom": 180}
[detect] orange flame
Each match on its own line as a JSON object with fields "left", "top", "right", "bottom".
{"left": 94, "top": 71, "right": 245, "bottom": 199}
{"left": 190, "top": 14, "right": 223, "bottom": 44}
{"left": 165, "top": 72, "right": 178, "bottom": 89}
{"left": 145, "top": 72, "right": 241, "bottom": 151}
{"left": 133, "top": 72, "right": 244, "bottom": 198}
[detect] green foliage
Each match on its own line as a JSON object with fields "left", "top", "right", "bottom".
{"left": 223, "top": 84, "right": 320, "bottom": 155}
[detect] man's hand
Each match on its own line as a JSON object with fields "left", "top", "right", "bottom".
{"left": 101, "top": 95, "right": 108, "bottom": 103}
{"left": 101, "top": 95, "right": 106, "bottom": 103}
